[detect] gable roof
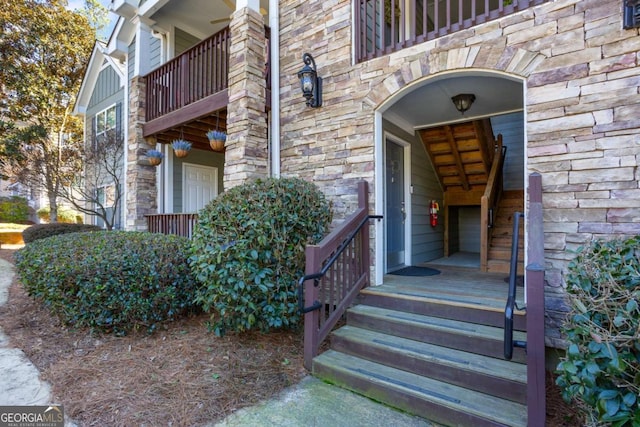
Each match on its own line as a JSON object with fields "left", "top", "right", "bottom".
{"left": 73, "top": 37, "right": 126, "bottom": 116}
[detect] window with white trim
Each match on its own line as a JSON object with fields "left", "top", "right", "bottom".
{"left": 94, "top": 104, "right": 117, "bottom": 138}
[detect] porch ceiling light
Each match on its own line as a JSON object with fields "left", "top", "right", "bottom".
{"left": 451, "top": 93, "right": 476, "bottom": 115}
{"left": 297, "top": 53, "right": 322, "bottom": 108}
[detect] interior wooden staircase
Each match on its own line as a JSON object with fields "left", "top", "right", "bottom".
{"left": 487, "top": 189, "right": 524, "bottom": 274}
{"left": 418, "top": 119, "right": 524, "bottom": 274}
{"left": 312, "top": 272, "right": 528, "bottom": 426}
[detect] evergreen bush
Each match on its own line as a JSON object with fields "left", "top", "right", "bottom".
{"left": 556, "top": 236, "right": 640, "bottom": 426}
{"left": 190, "top": 177, "right": 332, "bottom": 336}
{"left": 15, "top": 231, "right": 199, "bottom": 335}
{"left": 22, "top": 223, "right": 101, "bottom": 243}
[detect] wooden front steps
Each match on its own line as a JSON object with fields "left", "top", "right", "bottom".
{"left": 312, "top": 273, "right": 528, "bottom": 426}
{"left": 487, "top": 189, "right": 524, "bottom": 274}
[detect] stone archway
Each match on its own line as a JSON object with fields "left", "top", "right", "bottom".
{"left": 366, "top": 49, "right": 542, "bottom": 284}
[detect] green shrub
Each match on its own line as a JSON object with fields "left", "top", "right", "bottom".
{"left": 556, "top": 236, "right": 640, "bottom": 426}
{"left": 0, "top": 196, "right": 29, "bottom": 223}
{"left": 190, "top": 177, "right": 332, "bottom": 336}
{"left": 22, "top": 223, "right": 102, "bottom": 243}
{"left": 36, "top": 206, "right": 82, "bottom": 223}
{"left": 14, "top": 231, "right": 199, "bottom": 335}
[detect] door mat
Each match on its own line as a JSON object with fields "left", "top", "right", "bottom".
{"left": 389, "top": 266, "right": 441, "bottom": 277}
{"left": 504, "top": 276, "right": 525, "bottom": 287}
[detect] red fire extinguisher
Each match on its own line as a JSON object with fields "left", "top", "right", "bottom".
{"left": 430, "top": 200, "right": 439, "bottom": 227}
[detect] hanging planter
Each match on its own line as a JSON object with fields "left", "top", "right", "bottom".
{"left": 206, "top": 130, "right": 226, "bottom": 152}
{"left": 145, "top": 149, "right": 164, "bottom": 166}
{"left": 171, "top": 139, "right": 192, "bottom": 158}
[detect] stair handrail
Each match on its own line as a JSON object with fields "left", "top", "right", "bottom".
{"left": 298, "top": 181, "right": 380, "bottom": 369}
{"left": 503, "top": 211, "right": 526, "bottom": 360}
{"left": 297, "top": 211, "right": 381, "bottom": 314}
{"left": 480, "top": 137, "right": 505, "bottom": 271}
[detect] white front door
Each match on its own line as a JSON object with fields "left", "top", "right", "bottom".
{"left": 183, "top": 163, "right": 218, "bottom": 212}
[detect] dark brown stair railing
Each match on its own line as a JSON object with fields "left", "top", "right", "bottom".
{"left": 480, "top": 139, "right": 505, "bottom": 271}
{"left": 524, "top": 172, "right": 546, "bottom": 426}
{"left": 503, "top": 172, "right": 545, "bottom": 425}
{"left": 298, "top": 181, "right": 380, "bottom": 370}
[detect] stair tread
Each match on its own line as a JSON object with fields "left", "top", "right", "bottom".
{"left": 333, "top": 326, "right": 527, "bottom": 383}
{"left": 349, "top": 305, "right": 527, "bottom": 343}
{"left": 361, "top": 284, "right": 526, "bottom": 316}
{"left": 315, "top": 350, "right": 527, "bottom": 426}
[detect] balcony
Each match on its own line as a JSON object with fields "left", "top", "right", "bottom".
{"left": 142, "top": 26, "right": 271, "bottom": 142}
{"left": 355, "top": 0, "right": 548, "bottom": 63}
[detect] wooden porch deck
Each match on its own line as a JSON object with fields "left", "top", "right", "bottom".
{"left": 378, "top": 266, "right": 525, "bottom": 315}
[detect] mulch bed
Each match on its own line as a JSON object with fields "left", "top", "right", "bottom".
{"left": 0, "top": 248, "right": 306, "bottom": 426}
{"left": 0, "top": 248, "right": 581, "bottom": 426}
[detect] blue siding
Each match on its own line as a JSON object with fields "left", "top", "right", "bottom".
{"left": 491, "top": 112, "right": 525, "bottom": 190}
{"left": 88, "top": 66, "right": 121, "bottom": 109}
{"left": 149, "top": 36, "right": 161, "bottom": 70}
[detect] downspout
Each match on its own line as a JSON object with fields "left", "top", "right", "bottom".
{"left": 269, "top": 0, "right": 280, "bottom": 177}
{"left": 122, "top": 63, "right": 129, "bottom": 230}
{"left": 150, "top": 28, "right": 168, "bottom": 213}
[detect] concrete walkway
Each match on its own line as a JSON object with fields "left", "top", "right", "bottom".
{"left": 0, "top": 255, "right": 435, "bottom": 426}
{"left": 213, "top": 375, "right": 435, "bottom": 427}
{"left": 0, "top": 257, "right": 53, "bottom": 405}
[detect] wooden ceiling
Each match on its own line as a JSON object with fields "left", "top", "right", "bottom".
{"left": 152, "top": 110, "right": 228, "bottom": 151}
{"left": 418, "top": 119, "right": 498, "bottom": 194}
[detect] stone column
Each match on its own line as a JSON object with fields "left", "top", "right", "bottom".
{"left": 126, "top": 76, "right": 158, "bottom": 230}
{"left": 224, "top": 6, "right": 269, "bottom": 190}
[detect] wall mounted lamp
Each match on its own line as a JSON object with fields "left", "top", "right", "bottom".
{"left": 451, "top": 93, "right": 476, "bottom": 115}
{"left": 297, "top": 53, "right": 322, "bottom": 108}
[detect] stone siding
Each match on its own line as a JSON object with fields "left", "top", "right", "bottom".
{"left": 126, "top": 76, "right": 158, "bottom": 230}
{"left": 224, "top": 7, "right": 269, "bottom": 189}
{"left": 278, "top": 0, "right": 640, "bottom": 348}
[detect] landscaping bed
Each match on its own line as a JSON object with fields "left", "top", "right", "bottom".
{"left": 0, "top": 248, "right": 579, "bottom": 425}
{"left": 0, "top": 248, "right": 306, "bottom": 426}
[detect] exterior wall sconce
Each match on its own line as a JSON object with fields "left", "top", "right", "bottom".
{"left": 623, "top": 0, "right": 640, "bottom": 29}
{"left": 451, "top": 93, "right": 476, "bottom": 115}
{"left": 297, "top": 53, "right": 322, "bottom": 108}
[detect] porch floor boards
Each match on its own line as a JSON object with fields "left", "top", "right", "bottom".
{"left": 375, "top": 267, "right": 525, "bottom": 314}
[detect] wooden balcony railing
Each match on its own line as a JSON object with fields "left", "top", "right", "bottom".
{"left": 145, "top": 28, "right": 230, "bottom": 122}
{"left": 146, "top": 213, "right": 198, "bottom": 238}
{"left": 355, "top": 0, "right": 548, "bottom": 62}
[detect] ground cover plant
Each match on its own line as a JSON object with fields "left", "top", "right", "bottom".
{"left": 15, "top": 231, "right": 198, "bottom": 334}
{"left": 556, "top": 236, "right": 640, "bottom": 426}
{"left": 190, "top": 177, "right": 332, "bottom": 336}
